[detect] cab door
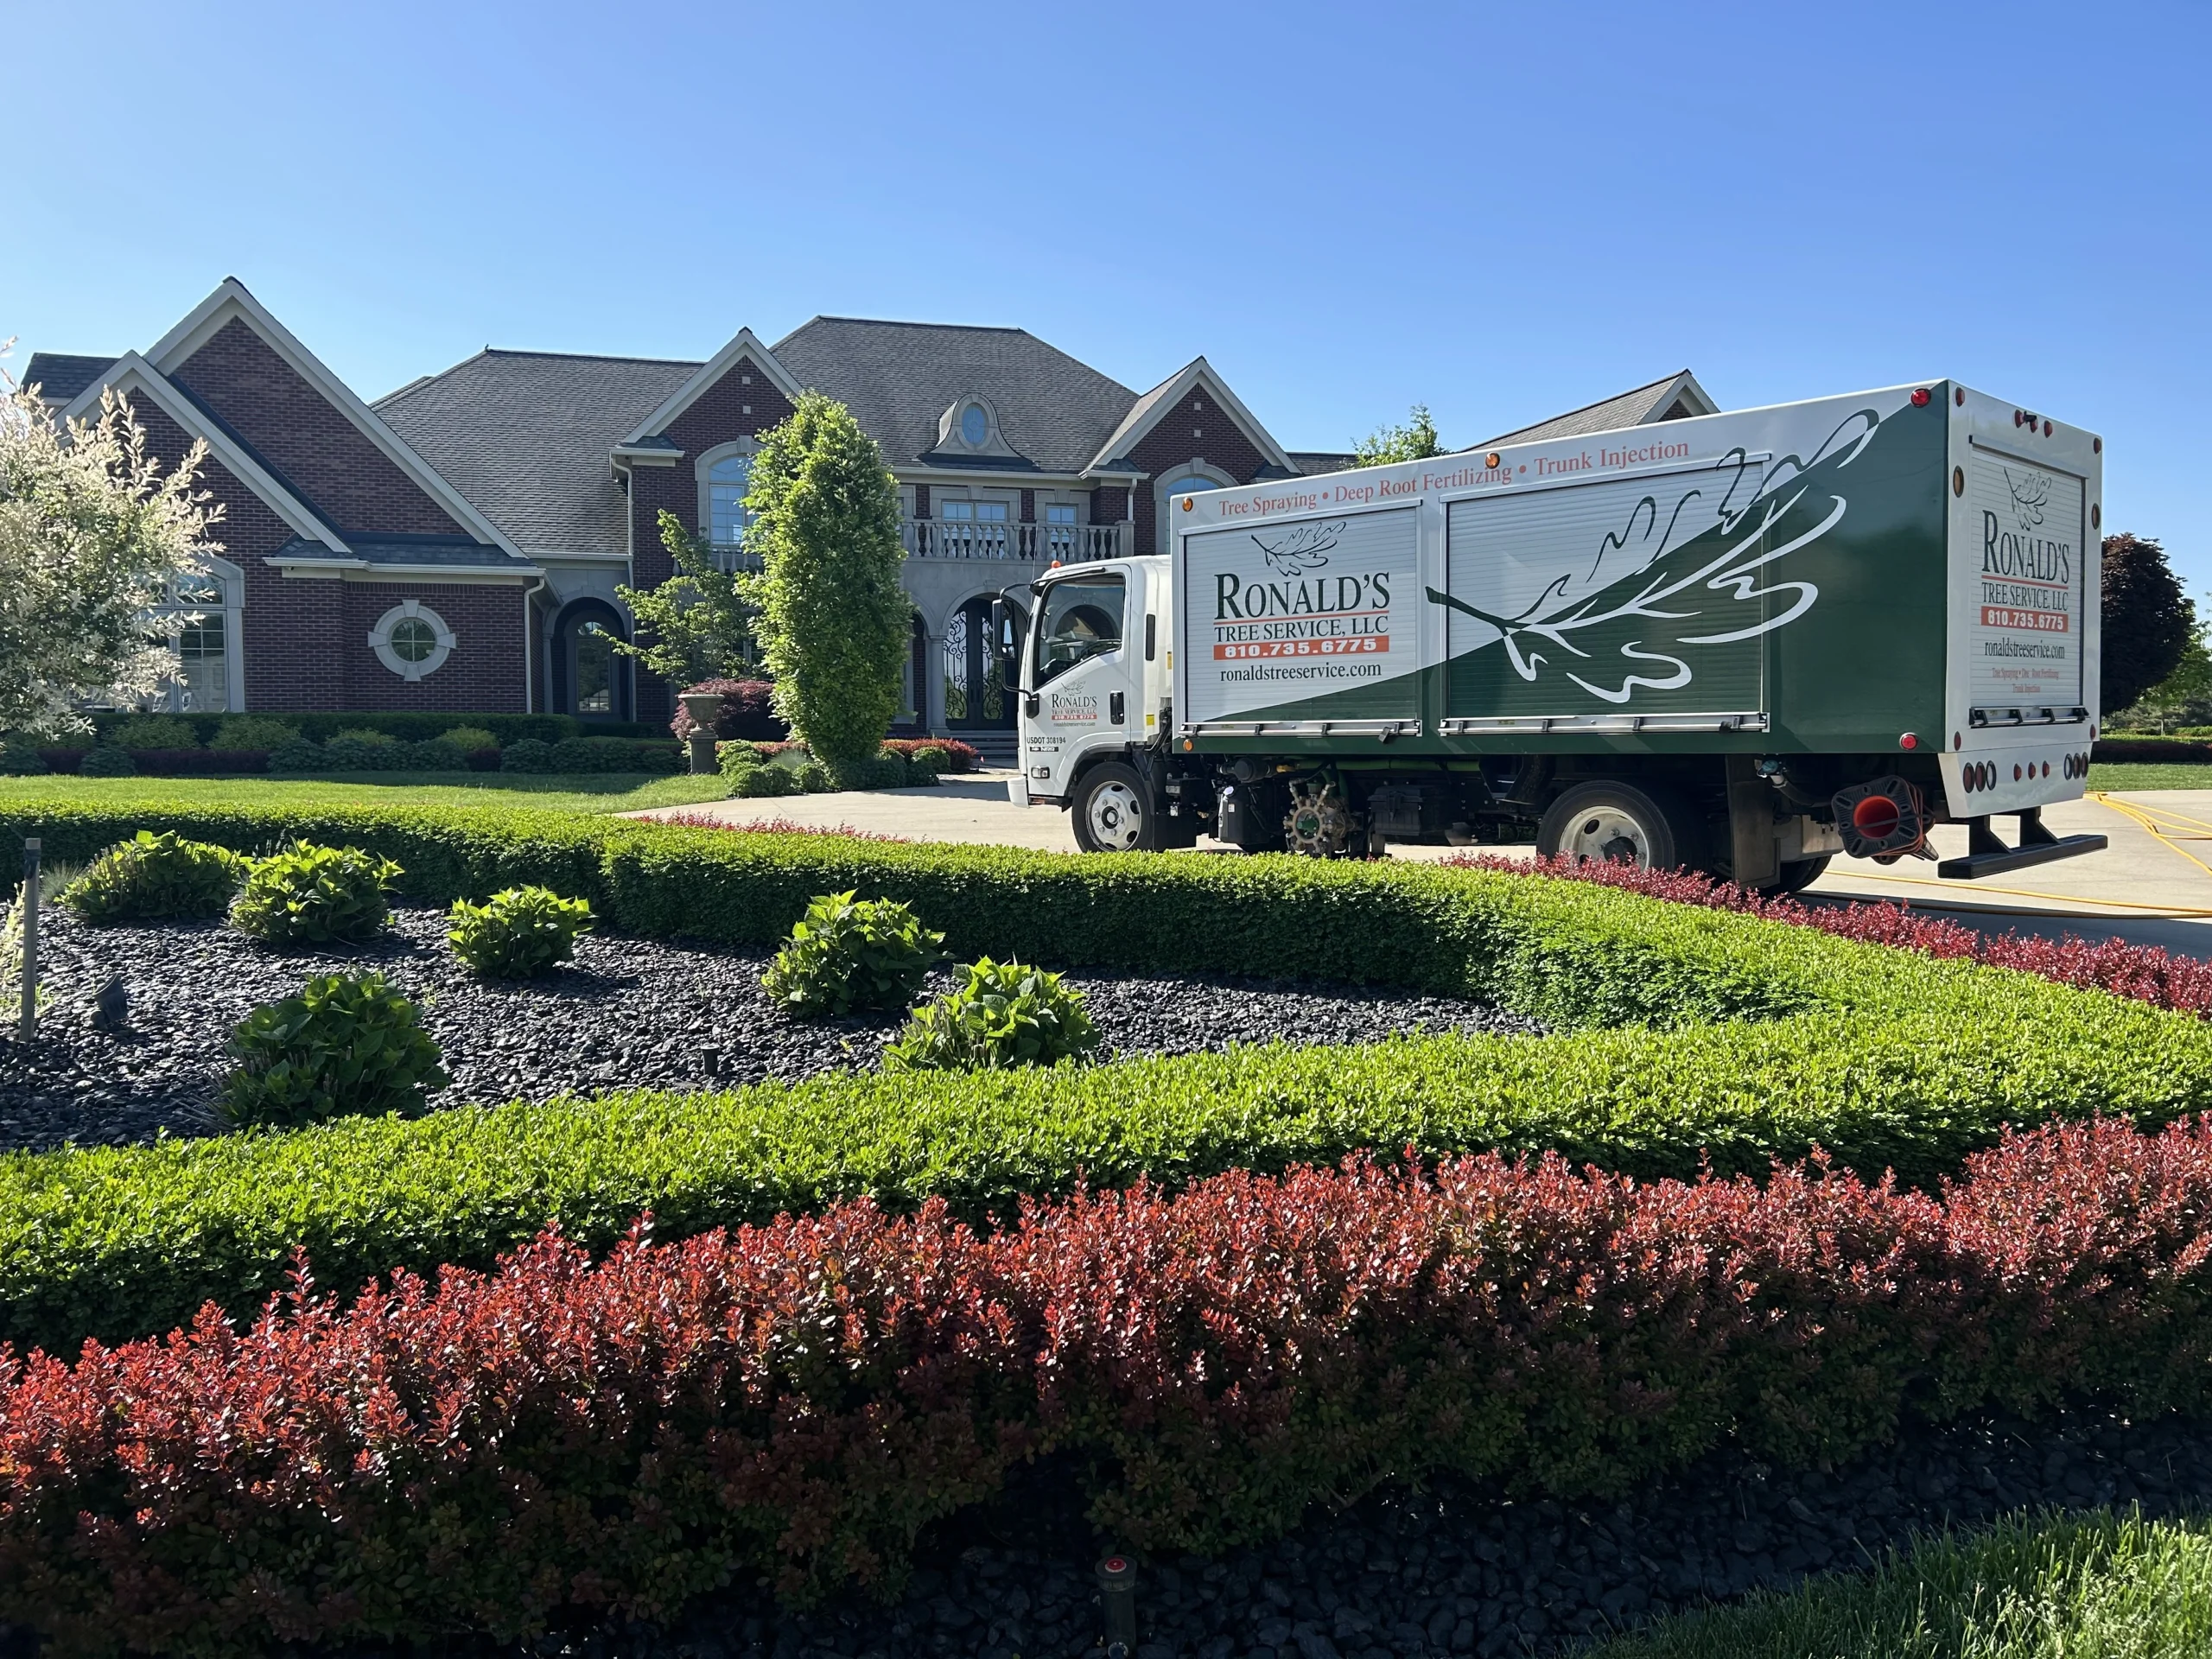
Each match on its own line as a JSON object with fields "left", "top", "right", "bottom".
{"left": 1022, "top": 569, "right": 1130, "bottom": 801}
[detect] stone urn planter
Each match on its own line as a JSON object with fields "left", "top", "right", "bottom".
{"left": 678, "top": 691, "right": 725, "bottom": 775}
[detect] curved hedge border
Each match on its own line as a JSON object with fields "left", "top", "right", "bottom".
{"left": 7, "top": 1119, "right": 2212, "bottom": 1652}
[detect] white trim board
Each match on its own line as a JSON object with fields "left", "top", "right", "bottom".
{"left": 145, "top": 278, "right": 531, "bottom": 562}
{"left": 60, "top": 354, "right": 348, "bottom": 553}
{"left": 620, "top": 327, "right": 806, "bottom": 445}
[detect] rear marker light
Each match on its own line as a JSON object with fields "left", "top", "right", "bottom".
{"left": 2015, "top": 410, "right": 2025, "bottom": 426}
{"left": 2044, "top": 420, "right": 2053, "bottom": 436}
{"left": 1910, "top": 387, "right": 1931, "bottom": 407}
{"left": 2014, "top": 764, "right": 2023, "bottom": 781}
{"left": 1954, "top": 467, "right": 1966, "bottom": 497}
{"left": 2043, "top": 761, "right": 2050, "bottom": 777}
{"left": 1953, "top": 730, "right": 1963, "bottom": 749}
{"left": 2093, "top": 503, "right": 2101, "bottom": 528}
{"left": 1898, "top": 732, "right": 1919, "bottom": 750}
{"left": 1955, "top": 387, "right": 1966, "bottom": 407}
{"left": 2094, "top": 437, "right": 2102, "bottom": 454}
{"left": 1180, "top": 497, "right": 1194, "bottom": 512}
{"left": 1485, "top": 452, "right": 1502, "bottom": 468}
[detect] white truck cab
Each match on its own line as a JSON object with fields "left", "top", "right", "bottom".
{"left": 1002, "top": 555, "right": 1184, "bottom": 850}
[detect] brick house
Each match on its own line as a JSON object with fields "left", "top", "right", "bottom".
{"left": 27, "top": 280, "right": 1711, "bottom": 748}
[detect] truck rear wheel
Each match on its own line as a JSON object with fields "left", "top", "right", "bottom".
{"left": 1071, "top": 762, "right": 1160, "bottom": 853}
{"left": 1537, "top": 780, "right": 1704, "bottom": 872}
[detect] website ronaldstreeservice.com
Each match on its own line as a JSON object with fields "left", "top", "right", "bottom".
{"left": 1219, "top": 661, "right": 1388, "bottom": 685}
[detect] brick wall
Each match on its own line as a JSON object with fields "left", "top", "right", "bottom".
{"left": 170, "top": 318, "right": 467, "bottom": 537}
{"left": 130, "top": 397, "right": 527, "bottom": 714}
{"left": 1090, "top": 485, "right": 1128, "bottom": 526}
{"left": 625, "top": 355, "right": 798, "bottom": 721}
{"left": 1124, "top": 385, "right": 1274, "bottom": 555}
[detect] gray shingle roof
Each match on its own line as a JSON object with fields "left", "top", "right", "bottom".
{"left": 376, "top": 349, "right": 697, "bottom": 556}
{"left": 1478, "top": 372, "right": 1707, "bottom": 448}
{"left": 22, "top": 353, "right": 117, "bottom": 403}
{"left": 1289, "top": 450, "right": 1360, "bottom": 476}
{"left": 770, "top": 317, "right": 1140, "bottom": 475}
{"left": 270, "top": 534, "right": 537, "bottom": 569}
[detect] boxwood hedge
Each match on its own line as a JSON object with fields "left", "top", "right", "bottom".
{"left": 3, "top": 798, "right": 2210, "bottom": 1352}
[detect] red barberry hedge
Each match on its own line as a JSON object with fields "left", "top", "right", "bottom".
{"left": 1446, "top": 851, "right": 2212, "bottom": 1018}
{"left": 6, "top": 1116, "right": 2212, "bottom": 1654}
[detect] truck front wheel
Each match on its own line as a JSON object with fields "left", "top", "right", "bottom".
{"left": 1071, "top": 762, "right": 1160, "bottom": 853}
{"left": 1537, "top": 780, "right": 1704, "bottom": 872}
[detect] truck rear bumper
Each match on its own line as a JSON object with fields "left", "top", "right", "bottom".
{"left": 1936, "top": 810, "right": 2107, "bottom": 879}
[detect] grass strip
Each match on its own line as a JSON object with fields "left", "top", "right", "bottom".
{"left": 1588, "top": 1509, "right": 2212, "bottom": 1658}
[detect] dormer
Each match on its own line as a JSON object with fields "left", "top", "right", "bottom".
{"left": 936, "top": 394, "right": 1014, "bottom": 458}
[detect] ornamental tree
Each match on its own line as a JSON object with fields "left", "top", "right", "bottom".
{"left": 1352, "top": 403, "right": 1446, "bottom": 467}
{"left": 742, "top": 393, "right": 909, "bottom": 771}
{"left": 0, "top": 365, "right": 221, "bottom": 736}
{"left": 613, "top": 510, "right": 762, "bottom": 685}
{"left": 2101, "top": 532, "right": 2192, "bottom": 717}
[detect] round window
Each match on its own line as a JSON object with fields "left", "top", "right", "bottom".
{"left": 390, "top": 618, "right": 438, "bottom": 664}
{"left": 960, "top": 403, "right": 988, "bottom": 446}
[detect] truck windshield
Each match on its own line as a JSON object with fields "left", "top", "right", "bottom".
{"left": 1033, "top": 575, "right": 1124, "bottom": 684}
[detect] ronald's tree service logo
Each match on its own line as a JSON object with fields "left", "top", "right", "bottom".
{"left": 1982, "top": 467, "right": 2072, "bottom": 584}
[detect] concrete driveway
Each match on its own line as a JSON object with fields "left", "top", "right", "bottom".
{"left": 640, "top": 782, "right": 2212, "bottom": 958}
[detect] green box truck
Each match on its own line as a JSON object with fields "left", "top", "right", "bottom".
{"left": 1005, "top": 379, "right": 2105, "bottom": 887}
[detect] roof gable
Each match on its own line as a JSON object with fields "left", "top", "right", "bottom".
{"left": 1479, "top": 371, "right": 1717, "bottom": 448}
{"left": 60, "top": 354, "right": 346, "bottom": 551}
{"left": 620, "top": 327, "right": 804, "bottom": 447}
{"left": 145, "top": 278, "right": 527, "bottom": 560}
{"left": 1085, "top": 356, "right": 1295, "bottom": 476}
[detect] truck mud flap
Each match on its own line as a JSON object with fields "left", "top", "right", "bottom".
{"left": 1936, "top": 809, "right": 2107, "bottom": 880}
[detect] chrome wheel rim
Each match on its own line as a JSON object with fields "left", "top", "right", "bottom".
{"left": 1086, "top": 781, "right": 1145, "bottom": 851}
{"left": 1560, "top": 806, "right": 1651, "bottom": 866}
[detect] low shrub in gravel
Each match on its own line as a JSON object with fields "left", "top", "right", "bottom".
{"left": 6, "top": 1116, "right": 2212, "bottom": 1653}
{"left": 219, "top": 971, "right": 448, "bottom": 1128}
{"left": 230, "top": 842, "right": 400, "bottom": 945}
{"left": 58, "top": 830, "right": 245, "bottom": 924}
{"left": 447, "top": 885, "right": 594, "bottom": 979}
{"left": 760, "top": 890, "right": 942, "bottom": 1016}
{"left": 885, "top": 957, "right": 1097, "bottom": 1071}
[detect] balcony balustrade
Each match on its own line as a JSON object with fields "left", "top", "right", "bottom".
{"left": 900, "top": 518, "right": 1130, "bottom": 562}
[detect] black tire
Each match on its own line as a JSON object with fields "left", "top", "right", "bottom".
{"left": 1770, "top": 855, "right": 1832, "bottom": 895}
{"left": 1071, "top": 761, "right": 1160, "bottom": 854}
{"left": 1535, "top": 780, "right": 1705, "bottom": 871}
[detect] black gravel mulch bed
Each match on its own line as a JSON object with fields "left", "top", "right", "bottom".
{"left": 461, "top": 1402, "right": 2212, "bottom": 1659}
{"left": 0, "top": 909, "right": 1540, "bottom": 1154}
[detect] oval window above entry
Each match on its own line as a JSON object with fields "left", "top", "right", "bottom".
{"left": 960, "top": 404, "right": 988, "bottom": 446}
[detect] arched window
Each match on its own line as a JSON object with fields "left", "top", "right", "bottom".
{"left": 573, "top": 621, "right": 615, "bottom": 715}
{"left": 698, "top": 442, "right": 760, "bottom": 573}
{"left": 149, "top": 560, "right": 245, "bottom": 712}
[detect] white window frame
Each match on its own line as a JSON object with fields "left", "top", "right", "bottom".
{"left": 150, "top": 556, "right": 245, "bottom": 713}
{"left": 696, "top": 439, "right": 761, "bottom": 572}
{"left": 369, "top": 599, "right": 457, "bottom": 682}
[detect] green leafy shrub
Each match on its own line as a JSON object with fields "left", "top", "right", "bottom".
{"left": 210, "top": 716, "right": 301, "bottom": 751}
{"left": 885, "top": 957, "right": 1097, "bottom": 1071}
{"left": 266, "top": 737, "right": 323, "bottom": 772}
{"left": 231, "top": 842, "right": 400, "bottom": 945}
{"left": 76, "top": 746, "right": 136, "bottom": 777}
{"left": 447, "top": 886, "right": 594, "bottom": 978}
{"left": 759, "top": 890, "right": 943, "bottom": 1016}
{"left": 500, "top": 738, "right": 556, "bottom": 773}
{"left": 321, "top": 736, "right": 392, "bottom": 771}
{"left": 724, "top": 762, "right": 798, "bottom": 799}
{"left": 104, "top": 714, "right": 200, "bottom": 751}
{"left": 59, "top": 831, "right": 245, "bottom": 924}
{"left": 219, "top": 972, "right": 448, "bottom": 1128}
{"left": 333, "top": 728, "right": 398, "bottom": 748}
{"left": 391, "top": 738, "right": 468, "bottom": 772}
{"left": 910, "top": 744, "right": 949, "bottom": 777}
{"left": 0, "top": 734, "right": 45, "bottom": 776}
{"left": 794, "top": 760, "right": 831, "bottom": 792}
{"left": 440, "top": 726, "right": 499, "bottom": 753}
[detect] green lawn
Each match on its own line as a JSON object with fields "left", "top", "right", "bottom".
{"left": 0, "top": 772, "right": 731, "bottom": 816}
{"left": 1590, "top": 1510, "right": 2212, "bottom": 1658}
{"left": 2089, "top": 763, "right": 2212, "bottom": 792}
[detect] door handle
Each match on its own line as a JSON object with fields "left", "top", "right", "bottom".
{"left": 1109, "top": 691, "right": 1125, "bottom": 724}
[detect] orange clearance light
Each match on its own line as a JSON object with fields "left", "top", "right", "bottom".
{"left": 1180, "top": 496, "right": 1194, "bottom": 512}
{"left": 1898, "top": 732, "right": 1919, "bottom": 751}
{"left": 1048, "top": 558, "right": 1062, "bottom": 569}
{"left": 1910, "top": 387, "right": 1931, "bottom": 407}
{"left": 1485, "top": 452, "right": 1502, "bottom": 468}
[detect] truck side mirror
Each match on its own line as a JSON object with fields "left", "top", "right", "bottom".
{"left": 990, "top": 595, "right": 1027, "bottom": 663}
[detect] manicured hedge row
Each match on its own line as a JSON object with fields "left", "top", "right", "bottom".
{"left": 6, "top": 1118, "right": 2212, "bottom": 1653}
{"left": 2093, "top": 734, "right": 2212, "bottom": 765}
{"left": 8, "top": 988, "right": 2211, "bottom": 1352}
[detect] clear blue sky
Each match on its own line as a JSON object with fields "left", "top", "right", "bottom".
{"left": 9, "top": 1, "right": 2207, "bottom": 582}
